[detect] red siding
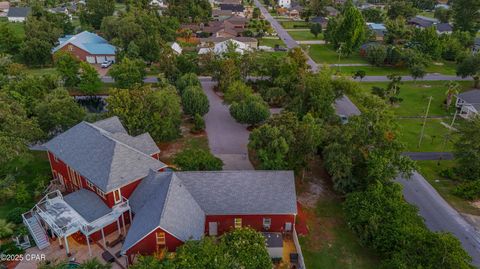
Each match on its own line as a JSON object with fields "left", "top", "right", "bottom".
{"left": 126, "top": 227, "right": 183, "bottom": 261}
{"left": 205, "top": 214, "right": 295, "bottom": 235}
{"left": 54, "top": 43, "right": 114, "bottom": 62}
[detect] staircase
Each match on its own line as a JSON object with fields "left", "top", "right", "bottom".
{"left": 23, "top": 213, "right": 50, "bottom": 250}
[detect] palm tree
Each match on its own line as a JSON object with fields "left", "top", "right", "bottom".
{"left": 0, "top": 219, "right": 15, "bottom": 239}
{"left": 445, "top": 81, "right": 460, "bottom": 110}
{"left": 78, "top": 258, "right": 111, "bottom": 269}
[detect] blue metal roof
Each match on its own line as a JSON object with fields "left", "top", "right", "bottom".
{"left": 368, "top": 23, "right": 386, "bottom": 30}
{"left": 52, "top": 31, "right": 116, "bottom": 55}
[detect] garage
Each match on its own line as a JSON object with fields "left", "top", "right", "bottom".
{"left": 96, "top": 56, "right": 107, "bottom": 63}
{"left": 86, "top": 56, "right": 96, "bottom": 64}
{"left": 106, "top": 56, "right": 116, "bottom": 63}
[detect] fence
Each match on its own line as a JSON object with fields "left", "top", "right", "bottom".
{"left": 292, "top": 228, "right": 307, "bottom": 269}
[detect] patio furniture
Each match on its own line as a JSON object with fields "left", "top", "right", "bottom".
{"left": 107, "top": 235, "right": 124, "bottom": 248}
{"left": 290, "top": 253, "right": 298, "bottom": 263}
{"left": 115, "top": 251, "right": 122, "bottom": 258}
{"left": 102, "top": 251, "right": 115, "bottom": 263}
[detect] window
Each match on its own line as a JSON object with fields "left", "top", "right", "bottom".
{"left": 234, "top": 218, "right": 242, "bottom": 229}
{"left": 96, "top": 187, "right": 106, "bottom": 199}
{"left": 53, "top": 155, "right": 58, "bottom": 162}
{"left": 68, "top": 45, "right": 73, "bottom": 51}
{"left": 86, "top": 181, "right": 94, "bottom": 190}
{"left": 263, "top": 218, "right": 271, "bottom": 229}
{"left": 113, "top": 189, "right": 122, "bottom": 204}
{"left": 156, "top": 231, "right": 166, "bottom": 245}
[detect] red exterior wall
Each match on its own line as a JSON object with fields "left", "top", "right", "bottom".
{"left": 205, "top": 214, "right": 295, "bottom": 235}
{"left": 54, "top": 43, "right": 114, "bottom": 62}
{"left": 126, "top": 227, "right": 183, "bottom": 260}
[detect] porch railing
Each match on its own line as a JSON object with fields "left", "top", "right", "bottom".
{"left": 292, "top": 228, "right": 307, "bottom": 269}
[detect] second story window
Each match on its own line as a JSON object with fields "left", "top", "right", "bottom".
{"left": 96, "top": 187, "right": 106, "bottom": 199}
{"left": 234, "top": 218, "right": 242, "bottom": 229}
{"left": 156, "top": 231, "right": 166, "bottom": 245}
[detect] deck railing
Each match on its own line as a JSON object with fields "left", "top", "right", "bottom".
{"left": 292, "top": 228, "right": 307, "bottom": 269}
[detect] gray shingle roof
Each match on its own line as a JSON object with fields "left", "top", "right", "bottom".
{"left": 92, "top": 116, "right": 127, "bottom": 134}
{"left": 176, "top": 171, "right": 297, "bottom": 215}
{"left": 457, "top": 89, "right": 480, "bottom": 110}
{"left": 44, "top": 118, "right": 166, "bottom": 192}
{"left": 7, "top": 7, "right": 31, "bottom": 18}
{"left": 122, "top": 172, "right": 205, "bottom": 254}
{"left": 436, "top": 23, "right": 453, "bottom": 33}
{"left": 64, "top": 189, "right": 112, "bottom": 222}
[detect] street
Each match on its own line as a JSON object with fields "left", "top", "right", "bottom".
{"left": 397, "top": 172, "right": 480, "bottom": 266}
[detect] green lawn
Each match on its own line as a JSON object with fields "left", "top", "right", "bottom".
{"left": 417, "top": 161, "right": 480, "bottom": 216}
{"left": 0, "top": 19, "right": 25, "bottom": 38}
{"left": 396, "top": 118, "right": 456, "bottom": 152}
{"left": 25, "top": 68, "right": 58, "bottom": 76}
{"left": 336, "top": 62, "right": 456, "bottom": 76}
{"left": 358, "top": 81, "right": 473, "bottom": 117}
{"left": 280, "top": 21, "right": 311, "bottom": 29}
{"left": 303, "top": 45, "right": 367, "bottom": 64}
{"left": 0, "top": 152, "right": 51, "bottom": 219}
{"left": 259, "top": 37, "right": 285, "bottom": 47}
{"left": 300, "top": 198, "right": 380, "bottom": 269}
{"left": 287, "top": 30, "right": 323, "bottom": 41}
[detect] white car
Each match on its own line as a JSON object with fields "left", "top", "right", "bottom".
{"left": 100, "top": 60, "right": 112, "bottom": 68}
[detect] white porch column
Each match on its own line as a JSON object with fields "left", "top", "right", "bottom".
{"left": 101, "top": 228, "right": 106, "bottom": 247}
{"left": 86, "top": 234, "right": 92, "bottom": 257}
{"left": 121, "top": 214, "right": 126, "bottom": 235}
{"left": 64, "top": 236, "right": 70, "bottom": 256}
{"left": 129, "top": 209, "right": 133, "bottom": 223}
{"left": 117, "top": 219, "right": 121, "bottom": 236}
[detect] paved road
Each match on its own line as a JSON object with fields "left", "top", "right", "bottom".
{"left": 403, "top": 152, "right": 454, "bottom": 161}
{"left": 200, "top": 78, "right": 254, "bottom": 170}
{"left": 355, "top": 74, "right": 472, "bottom": 82}
{"left": 397, "top": 172, "right": 480, "bottom": 267}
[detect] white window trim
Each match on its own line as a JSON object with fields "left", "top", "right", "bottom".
{"left": 234, "top": 218, "right": 242, "bottom": 229}
{"left": 96, "top": 187, "right": 106, "bottom": 199}
{"left": 86, "top": 180, "right": 94, "bottom": 190}
{"left": 113, "top": 189, "right": 122, "bottom": 204}
{"left": 156, "top": 231, "right": 166, "bottom": 245}
{"left": 263, "top": 218, "right": 271, "bottom": 229}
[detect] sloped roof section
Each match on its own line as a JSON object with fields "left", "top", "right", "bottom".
{"left": 123, "top": 172, "right": 205, "bottom": 253}
{"left": 7, "top": 7, "right": 31, "bottom": 18}
{"left": 52, "top": 31, "right": 116, "bottom": 55}
{"left": 44, "top": 118, "right": 165, "bottom": 192}
{"left": 64, "top": 189, "right": 112, "bottom": 222}
{"left": 176, "top": 171, "right": 297, "bottom": 215}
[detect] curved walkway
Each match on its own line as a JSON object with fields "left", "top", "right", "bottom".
{"left": 200, "top": 78, "right": 253, "bottom": 170}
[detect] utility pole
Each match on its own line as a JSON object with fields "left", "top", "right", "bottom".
{"left": 418, "top": 96, "right": 433, "bottom": 148}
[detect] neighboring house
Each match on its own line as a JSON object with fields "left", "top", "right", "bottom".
{"left": 150, "top": 0, "right": 167, "bottom": 8}
{"left": 22, "top": 116, "right": 298, "bottom": 265}
{"left": 367, "top": 23, "right": 387, "bottom": 41}
{"left": 435, "top": 4, "right": 450, "bottom": 9}
{"left": 435, "top": 23, "right": 453, "bottom": 34}
{"left": 181, "top": 16, "right": 247, "bottom": 38}
{"left": 0, "top": 1, "right": 10, "bottom": 17}
{"left": 198, "top": 38, "right": 252, "bottom": 54}
{"left": 48, "top": 6, "right": 71, "bottom": 19}
{"left": 170, "top": 42, "right": 182, "bottom": 55}
{"left": 325, "top": 6, "right": 339, "bottom": 17}
{"left": 278, "top": 0, "right": 291, "bottom": 9}
{"left": 311, "top": 16, "right": 328, "bottom": 29}
{"left": 213, "top": 9, "right": 233, "bottom": 20}
{"left": 474, "top": 38, "right": 480, "bottom": 54}
{"left": 408, "top": 15, "right": 439, "bottom": 28}
{"left": 7, "top": 7, "right": 31, "bottom": 22}
{"left": 52, "top": 31, "right": 116, "bottom": 64}
{"left": 456, "top": 90, "right": 480, "bottom": 119}
{"left": 220, "top": 3, "right": 245, "bottom": 16}
{"left": 199, "top": 36, "right": 258, "bottom": 49}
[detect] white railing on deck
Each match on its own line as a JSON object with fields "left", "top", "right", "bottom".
{"left": 293, "top": 228, "right": 307, "bottom": 269}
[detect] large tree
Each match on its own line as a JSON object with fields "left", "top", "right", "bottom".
{"left": 456, "top": 54, "right": 480, "bottom": 88}
{"left": 107, "top": 85, "right": 182, "bottom": 142}
{"left": 329, "top": 0, "right": 366, "bottom": 55}
{"left": 166, "top": 0, "right": 212, "bottom": 23}
{"left": 181, "top": 85, "right": 209, "bottom": 116}
{"left": 323, "top": 95, "right": 415, "bottom": 193}
{"left": 452, "top": 0, "right": 480, "bottom": 34}
{"left": 34, "top": 89, "right": 86, "bottom": 135}
{"left": 55, "top": 52, "right": 80, "bottom": 87}
{"left": 80, "top": 0, "right": 115, "bottom": 29}
{"left": 78, "top": 62, "right": 102, "bottom": 95}
{"left": 108, "top": 57, "right": 146, "bottom": 89}
{"left": 454, "top": 116, "right": 480, "bottom": 180}
{"left": 230, "top": 94, "right": 270, "bottom": 126}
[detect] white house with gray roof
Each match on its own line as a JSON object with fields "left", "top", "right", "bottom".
{"left": 456, "top": 89, "right": 480, "bottom": 119}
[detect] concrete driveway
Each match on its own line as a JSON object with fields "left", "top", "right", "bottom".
{"left": 200, "top": 78, "right": 254, "bottom": 170}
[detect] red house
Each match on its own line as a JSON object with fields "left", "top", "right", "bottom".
{"left": 22, "top": 117, "right": 297, "bottom": 266}
{"left": 52, "top": 31, "right": 116, "bottom": 64}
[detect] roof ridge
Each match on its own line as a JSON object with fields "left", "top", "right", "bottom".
{"left": 157, "top": 173, "right": 176, "bottom": 228}
{"left": 85, "top": 121, "right": 164, "bottom": 165}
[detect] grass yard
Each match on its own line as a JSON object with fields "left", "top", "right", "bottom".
{"left": 0, "top": 19, "right": 25, "bottom": 38}
{"left": 299, "top": 198, "right": 380, "bottom": 268}
{"left": 0, "top": 152, "right": 51, "bottom": 219}
{"left": 396, "top": 118, "right": 456, "bottom": 152}
{"left": 287, "top": 30, "right": 323, "bottom": 40}
{"left": 333, "top": 61, "right": 456, "bottom": 76}
{"left": 25, "top": 67, "right": 58, "bottom": 76}
{"left": 259, "top": 37, "right": 285, "bottom": 47}
{"left": 280, "top": 20, "right": 311, "bottom": 29}
{"left": 303, "top": 44, "right": 367, "bottom": 64}
{"left": 357, "top": 81, "right": 473, "bottom": 117}
{"left": 417, "top": 161, "right": 480, "bottom": 216}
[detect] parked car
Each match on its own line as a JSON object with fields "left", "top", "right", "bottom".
{"left": 274, "top": 44, "right": 288, "bottom": 51}
{"left": 101, "top": 60, "right": 112, "bottom": 68}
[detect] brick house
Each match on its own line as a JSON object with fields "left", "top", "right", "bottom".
{"left": 52, "top": 31, "right": 116, "bottom": 64}
{"left": 22, "top": 117, "right": 298, "bottom": 266}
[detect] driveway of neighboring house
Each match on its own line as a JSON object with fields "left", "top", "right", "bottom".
{"left": 200, "top": 78, "right": 254, "bottom": 170}
{"left": 94, "top": 64, "right": 110, "bottom": 77}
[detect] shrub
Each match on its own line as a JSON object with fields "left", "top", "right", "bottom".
{"left": 259, "top": 87, "right": 286, "bottom": 107}
{"left": 230, "top": 94, "right": 270, "bottom": 126}
{"left": 192, "top": 113, "right": 205, "bottom": 132}
{"left": 182, "top": 86, "right": 209, "bottom": 116}
{"left": 453, "top": 180, "right": 480, "bottom": 200}
{"left": 224, "top": 81, "right": 254, "bottom": 104}
{"left": 0, "top": 219, "right": 15, "bottom": 239}
{"left": 173, "top": 148, "right": 223, "bottom": 171}
{"left": 176, "top": 72, "right": 201, "bottom": 95}
{"left": 6, "top": 207, "right": 28, "bottom": 225}
{"left": 366, "top": 44, "right": 387, "bottom": 66}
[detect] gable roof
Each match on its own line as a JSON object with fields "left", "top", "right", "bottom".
{"left": 176, "top": 171, "right": 297, "bottom": 215}
{"left": 44, "top": 117, "right": 165, "bottom": 192}
{"left": 457, "top": 89, "right": 480, "bottom": 111}
{"left": 220, "top": 3, "right": 245, "bottom": 12}
{"left": 7, "top": 7, "right": 31, "bottom": 18}
{"left": 409, "top": 16, "right": 439, "bottom": 28}
{"left": 52, "top": 31, "right": 116, "bottom": 55}
{"left": 122, "top": 172, "right": 205, "bottom": 253}
{"left": 436, "top": 23, "right": 453, "bottom": 33}
{"left": 198, "top": 39, "right": 251, "bottom": 55}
